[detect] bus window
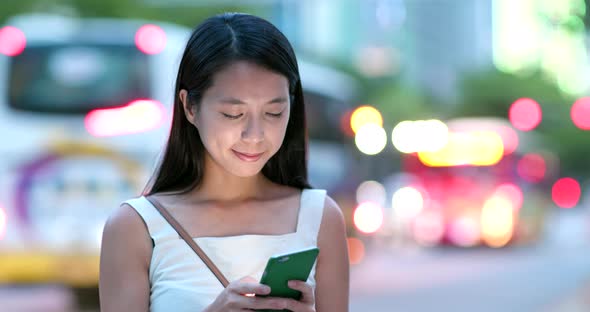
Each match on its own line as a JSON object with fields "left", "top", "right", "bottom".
{"left": 9, "top": 44, "right": 150, "bottom": 114}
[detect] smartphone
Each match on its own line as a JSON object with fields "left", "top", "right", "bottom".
{"left": 256, "top": 246, "right": 319, "bottom": 311}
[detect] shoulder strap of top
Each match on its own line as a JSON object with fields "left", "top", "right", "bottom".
{"left": 297, "top": 189, "right": 327, "bottom": 241}
{"left": 145, "top": 196, "right": 230, "bottom": 288}
{"left": 122, "top": 196, "right": 177, "bottom": 244}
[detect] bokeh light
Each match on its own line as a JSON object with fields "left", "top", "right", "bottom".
{"left": 509, "top": 98, "right": 542, "bottom": 131}
{"left": 412, "top": 210, "right": 444, "bottom": 246}
{"left": 446, "top": 119, "right": 519, "bottom": 155}
{"left": 0, "top": 26, "right": 26, "bottom": 56}
{"left": 497, "top": 125, "right": 519, "bottom": 155}
{"left": 350, "top": 105, "right": 383, "bottom": 134}
{"left": 571, "top": 97, "right": 590, "bottom": 130}
{"left": 493, "top": 0, "right": 543, "bottom": 73}
{"left": 355, "top": 124, "right": 387, "bottom": 155}
{"left": 391, "top": 186, "right": 424, "bottom": 219}
{"left": 517, "top": 153, "right": 546, "bottom": 183}
{"left": 391, "top": 119, "right": 448, "bottom": 153}
{"left": 355, "top": 46, "right": 398, "bottom": 77}
{"left": 339, "top": 109, "right": 355, "bottom": 137}
{"left": 418, "top": 131, "right": 504, "bottom": 167}
{"left": 494, "top": 183, "right": 523, "bottom": 211}
{"left": 0, "top": 205, "right": 6, "bottom": 240}
{"left": 448, "top": 217, "right": 480, "bottom": 247}
{"left": 481, "top": 195, "right": 514, "bottom": 248}
{"left": 356, "top": 180, "right": 387, "bottom": 207}
{"left": 353, "top": 202, "right": 384, "bottom": 234}
{"left": 552, "top": 177, "right": 581, "bottom": 208}
{"left": 346, "top": 237, "right": 365, "bottom": 265}
{"left": 135, "top": 24, "right": 167, "bottom": 55}
{"left": 85, "top": 99, "right": 166, "bottom": 137}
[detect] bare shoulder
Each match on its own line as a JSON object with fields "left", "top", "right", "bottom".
{"left": 319, "top": 194, "right": 346, "bottom": 237}
{"left": 99, "top": 202, "right": 152, "bottom": 311}
{"left": 101, "top": 202, "right": 152, "bottom": 270}
{"left": 103, "top": 202, "right": 151, "bottom": 244}
{"left": 317, "top": 193, "right": 347, "bottom": 254}
{"left": 315, "top": 193, "right": 350, "bottom": 311}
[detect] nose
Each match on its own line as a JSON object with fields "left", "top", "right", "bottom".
{"left": 241, "top": 116, "right": 264, "bottom": 143}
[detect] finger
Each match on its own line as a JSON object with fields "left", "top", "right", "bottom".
{"left": 229, "top": 281, "right": 271, "bottom": 296}
{"left": 238, "top": 276, "right": 257, "bottom": 283}
{"left": 233, "top": 276, "right": 270, "bottom": 297}
{"left": 282, "top": 297, "right": 308, "bottom": 312}
{"left": 288, "top": 280, "right": 314, "bottom": 302}
{"left": 247, "top": 296, "right": 290, "bottom": 311}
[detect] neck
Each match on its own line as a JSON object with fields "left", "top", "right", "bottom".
{"left": 187, "top": 154, "right": 270, "bottom": 203}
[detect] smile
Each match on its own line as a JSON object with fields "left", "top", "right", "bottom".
{"left": 232, "top": 150, "right": 264, "bottom": 162}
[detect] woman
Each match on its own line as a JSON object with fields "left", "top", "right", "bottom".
{"left": 99, "top": 13, "right": 349, "bottom": 312}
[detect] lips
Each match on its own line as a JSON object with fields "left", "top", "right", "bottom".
{"left": 232, "top": 150, "right": 264, "bottom": 162}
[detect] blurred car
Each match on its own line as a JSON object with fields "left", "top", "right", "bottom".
{"left": 388, "top": 117, "right": 554, "bottom": 248}
{"left": 0, "top": 13, "right": 363, "bottom": 292}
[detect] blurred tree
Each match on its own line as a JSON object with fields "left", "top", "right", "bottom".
{"left": 456, "top": 70, "right": 567, "bottom": 117}
{"left": 455, "top": 69, "right": 590, "bottom": 178}
{"left": 0, "top": 0, "right": 266, "bottom": 28}
{"left": 0, "top": 1, "right": 37, "bottom": 23}
{"left": 366, "top": 82, "right": 438, "bottom": 129}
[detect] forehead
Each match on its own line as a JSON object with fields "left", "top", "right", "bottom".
{"left": 207, "top": 61, "right": 290, "bottom": 97}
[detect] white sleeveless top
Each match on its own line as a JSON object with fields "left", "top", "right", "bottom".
{"left": 123, "top": 189, "right": 326, "bottom": 312}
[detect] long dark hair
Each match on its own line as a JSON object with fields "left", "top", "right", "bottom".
{"left": 145, "top": 13, "right": 311, "bottom": 195}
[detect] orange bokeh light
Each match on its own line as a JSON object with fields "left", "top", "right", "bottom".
{"left": 346, "top": 237, "right": 365, "bottom": 265}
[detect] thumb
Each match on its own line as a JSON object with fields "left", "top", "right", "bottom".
{"left": 232, "top": 276, "right": 270, "bottom": 296}
{"left": 238, "top": 276, "right": 257, "bottom": 283}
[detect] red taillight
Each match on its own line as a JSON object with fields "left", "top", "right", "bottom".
{"left": 0, "top": 26, "right": 26, "bottom": 56}
{"left": 571, "top": 98, "right": 590, "bottom": 130}
{"left": 85, "top": 99, "right": 166, "bottom": 137}
{"left": 552, "top": 177, "right": 581, "bottom": 209}
{"left": 509, "top": 98, "right": 542, "bottom": 131}
{"left": 135, "top": 24, "right": 167, "bottom": 55}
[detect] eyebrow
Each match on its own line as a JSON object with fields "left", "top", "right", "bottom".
{"left": 218, "top": 96, "right": 288, "bottom": 105}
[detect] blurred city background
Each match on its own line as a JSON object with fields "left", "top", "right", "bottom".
{"left": 0, "top": 0, "right": 589, "bottom": 311}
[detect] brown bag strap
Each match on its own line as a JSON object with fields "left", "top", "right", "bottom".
{"left": 145, "top": 196, "right": 230, "bottom": 288}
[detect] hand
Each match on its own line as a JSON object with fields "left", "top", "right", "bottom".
{"left": 204, "top": 277, "right": 297, "bottom": 312}
{"left": 280, "top": 280, "right": 316, "bottom": 312}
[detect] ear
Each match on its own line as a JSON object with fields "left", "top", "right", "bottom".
{"left": 179, "top": 89, "right": 197, "bottom": 127}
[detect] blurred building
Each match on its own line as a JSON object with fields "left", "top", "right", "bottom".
{"left": 403, "top": 0, "right": 493, "bottom": 100}
{"left": 274, "top": 0, "right": 494, "bottom": 101}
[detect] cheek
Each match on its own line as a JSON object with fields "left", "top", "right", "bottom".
{"left": 196, "top": 114, "right": 231, "bottom": 145}
{"left": 200, "top": 122, "right": 238, "bottom": 147}
{"left": 270, "top": 118, "right": 289, "bottom": 146}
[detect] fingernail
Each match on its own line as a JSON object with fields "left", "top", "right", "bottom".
{"left": 288, "top": 281, "right": 296, "bottom": 287}
{"left": 262, "top": 286, "right": 271, "bottom": 293}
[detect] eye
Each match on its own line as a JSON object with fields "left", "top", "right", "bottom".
{"left": 266, "top": 112, "right": 283, "bottom": 118}
{"left": 222, "top": 113, "right": 243, "bottom": 120}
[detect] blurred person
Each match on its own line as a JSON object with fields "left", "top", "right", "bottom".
{"left": 99, "top": 13, "right": 349, "bottom": 312}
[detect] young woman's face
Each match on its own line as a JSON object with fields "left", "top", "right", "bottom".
{"left": 183, "top": 61, "right": 291, "bottom": 177}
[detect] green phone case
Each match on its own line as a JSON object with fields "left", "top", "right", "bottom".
{"left": 256, "top": 246, "right": 319, "bottom": 312}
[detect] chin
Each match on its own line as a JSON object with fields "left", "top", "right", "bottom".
{"left": 228, "top": 164, "right": 266, "bottom": 178}
{"left": 232, "top": 170, "right": 263, "bottom": 178}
